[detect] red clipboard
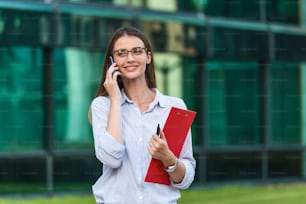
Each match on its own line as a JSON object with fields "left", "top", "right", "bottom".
{"left": 144, "top": 107, "right": 196, "bottom": 185}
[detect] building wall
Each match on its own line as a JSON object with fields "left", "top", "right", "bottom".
{"left": 0, "top": 0, "right": 306, "bottom": 194}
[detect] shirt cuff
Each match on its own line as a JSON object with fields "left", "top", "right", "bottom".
{"left": 171, "top": 159, "right": 195, "bottom": 189}
{"left": 98, "top": 130, "right": 125, "bottom": 159}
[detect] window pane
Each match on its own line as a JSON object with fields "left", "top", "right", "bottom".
{"left": 210, "top": 0, "right": 259, "bottom": 20}
{"left": 267, "top": 0, "right": 298, "bottom": 24}
{"left": 268, "top": 151, "right": 301, "bottom": 178}
{"left": 0, "top": 47, "right": 43, "bottom": 151}
{"left": 206, "top": 152, "right": 262, "bottom": 182}
{"left": 179, "top": 0, "right": 298, "bottom": 24}
{"left": 53, "top": 48, "right": 103, "bottom": 150}
{"left": 53, "top": 157, "right": 100, "bottom": 192}
{"left": 0, "top": 158, "right": 46, "bottom": 193}
{"left": 207, "top": 62, "right": 260, "bottom": 146}
{"left": 270, "top": 62, "right": 300, "bottom": 144}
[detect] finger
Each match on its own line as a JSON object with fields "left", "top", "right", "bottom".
{"left": 152, "top": 134, "right": 159, "bottom": 140}
{"left": 148, "top": 142, "right": 155, "bottom": 154}
{"left": 106, "top": 66, "right": 118, "bottom": 81}
{"left": 147, "top": 145, "right": 152, "bottom": 155}
{"left": 112, "top": 71, "right": 121, "bottom": 81}
{"left": 160, "top": 131, "right": 165, "bottom": 140}
{"left": 108, "top": 62, "right": 116, "bottom": 69}
{"left": 105, "top": 67, "right": 113, "bottom": 81}
{"left": 149, "top": 138, "right": 156, "bottom": 147}
{"left": 151, "top": 135, "right": 162, "bottom": 147}
{"left": 107, "top": 63, "right": 117, "bottom": 74}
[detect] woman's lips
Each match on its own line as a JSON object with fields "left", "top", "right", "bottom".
{"left": 124, "top": 65, "right": 138, "bottom": 71}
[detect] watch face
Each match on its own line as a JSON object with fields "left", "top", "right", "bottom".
{"left": 165, "top": 159, "right": 179, "bottom": 173}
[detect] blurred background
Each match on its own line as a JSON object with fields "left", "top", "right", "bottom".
{"left": 0, "top": 0, "right": 306, "bottom": 197}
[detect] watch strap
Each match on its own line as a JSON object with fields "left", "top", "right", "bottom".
{"left": 164, "top": 158, "right": 179, "bottom": 173}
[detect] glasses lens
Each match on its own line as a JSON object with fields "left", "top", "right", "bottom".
{"left": 132, "top": 47, "right": 144, "bottom": 55}
{"left": 113, "top": 47, "right": 146, "bottom": 57}
{"left": 115, "top": 49, "right": 127, "bottom": 57}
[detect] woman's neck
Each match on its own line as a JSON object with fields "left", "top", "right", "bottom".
{"left": 124, "top": 82, "right": 155, "bottom": 112}
{"left": 125, "top": 86, "right": 153, "bottom": 102}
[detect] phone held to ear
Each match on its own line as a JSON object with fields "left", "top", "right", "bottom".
{"left": 109, "top": 56, "right": 122, "bottom": 85}
{"left": 109, "top": 56, "right": 114, "bottom": 65}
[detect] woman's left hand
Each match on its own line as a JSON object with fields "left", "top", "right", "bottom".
{"left": 148, "top": 130, "right": 176, "bottom": 167}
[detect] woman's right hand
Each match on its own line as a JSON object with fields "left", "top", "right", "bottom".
{"left": 103, "top": 63, "right": 123, "bottom": 144}
{"left": 103, "top": 63, "right": 122, "bottom": 101}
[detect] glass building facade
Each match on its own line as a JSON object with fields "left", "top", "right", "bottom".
{"left": 0, "top": 0, "right": 306, "bottom": 195}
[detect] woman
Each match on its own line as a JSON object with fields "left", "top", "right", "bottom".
{"left": 90, "top": 26, "right": 196, "bottom": 204}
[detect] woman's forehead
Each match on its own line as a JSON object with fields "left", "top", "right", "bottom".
{"left": 113, "top": 35, "right": 145, "bottom": 50}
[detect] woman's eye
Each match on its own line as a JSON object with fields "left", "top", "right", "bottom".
{"left": 117, "top": 50, "right": 127, "bottom": 57}
{"left": 133, "top": 48, "right": 142, "bottom": 54}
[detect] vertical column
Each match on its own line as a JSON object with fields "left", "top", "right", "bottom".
{"left": 259, "top": 59, "right": 270, "bottom": 182}
{"left": 301, "top": 64, "right": 306, "bottom": 179}
{"left": 42, "top": 46, "right": 54, "bottom": 196}
{"left": 259, "top": 0, "right": 267, "bottom": 22}
{"left": 194, "top": 23, "right": 209, "bottom": 182}
{"left": 299, "top": 0, "right": 306, "bottom": 179}
{"left": 194, "top": 54, "right": 207, "bottom": 184}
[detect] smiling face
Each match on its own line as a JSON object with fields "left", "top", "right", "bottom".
{"left": 96, "top": 26, "right": 156, "bottom": 97}
{"left": 113, "top": 35, "right": 152, "bottom": 84}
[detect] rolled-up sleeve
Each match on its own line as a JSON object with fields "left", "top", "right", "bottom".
{"left": 91, "top": 97, "right": 126, "bottom": 168}
{"left": 166, "top": 99, "right": 196, "bottom": 189}
{"left": 171, "top": 130, "right": 196, "bottom": 189}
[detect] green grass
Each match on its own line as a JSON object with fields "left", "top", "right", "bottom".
{"left": 178, "top": 183, "right": 306, "bottom": 204}
{"left": 0, "top": 195, "right": 95, "bottom": 204}
{"left": 0, "top": 183, "right": 92, "bottom": 195}
{"left": 0, "top": 183, "right": 306, "bottom": 204}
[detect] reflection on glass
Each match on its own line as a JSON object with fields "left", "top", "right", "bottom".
{"left": 270, "top": 62, "right": 300, "bottom": 145}
{"left": 54, "top": 48, "right": 103, "bottom": 150}
{"left": 207, "top": 62, "right": 259, "bottom": 146}
{"left": 0, "top": 47, "right": 43, "bottom": 151}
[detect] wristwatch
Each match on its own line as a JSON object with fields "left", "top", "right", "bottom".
{"left": 164, "top": 158, "right": 179, "bottom": 173}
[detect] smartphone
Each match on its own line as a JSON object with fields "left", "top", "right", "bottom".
{"left": 109, "top": 56, "right": 122, "bottom": 85}
{"left": 109, "top": 56, "right": 114, "bottom": 65}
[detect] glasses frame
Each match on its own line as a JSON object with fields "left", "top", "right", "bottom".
{"left": 112, "top": 47, "right": 148, "bottom": 58}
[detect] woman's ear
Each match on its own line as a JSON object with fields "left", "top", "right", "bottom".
{"left": 146, "top": 51, "right": 152, "bottom": 64}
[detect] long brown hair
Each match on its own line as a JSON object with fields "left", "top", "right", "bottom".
{"left": 95, "top": 26, "right": 156, "bottom": 97}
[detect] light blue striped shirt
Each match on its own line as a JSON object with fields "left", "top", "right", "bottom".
{"left": 91, "top": 89, "right": 196, "bottom": 204}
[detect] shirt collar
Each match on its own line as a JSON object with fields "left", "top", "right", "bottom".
{"left": 153, "top": 88, "right": 167, "bottom": 108}
{"left": 120, "top": 88, "right": 167, "bottom": 108}
{"left": 121, "top": 89, "right": 132, "bottom": 105}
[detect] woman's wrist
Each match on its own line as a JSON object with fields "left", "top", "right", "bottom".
{"left": 162, "top": 152, "right": 177, "bottom": 169}
{"left": 110, "top": 97, "right": 121, "bottom": 105}
{"left": 164, "top": 158, "right": 179, "bottom": 173}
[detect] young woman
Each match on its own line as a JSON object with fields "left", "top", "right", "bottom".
{"left": 90, "top": 26, "right": 196, "bottom": 204}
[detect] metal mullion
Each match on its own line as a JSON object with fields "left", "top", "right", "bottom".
{"left": 194, "top": 25, "right": 209, "bottom": 184}
{"left": 42, "top": 46, "right": 54, "bottom": 197}
{"left": 258, "top": 58, "right": 271, "bottom": 182}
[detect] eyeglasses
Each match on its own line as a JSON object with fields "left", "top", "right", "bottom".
{"left": 112, "top": 47, "right": 147, "bottom": 58}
